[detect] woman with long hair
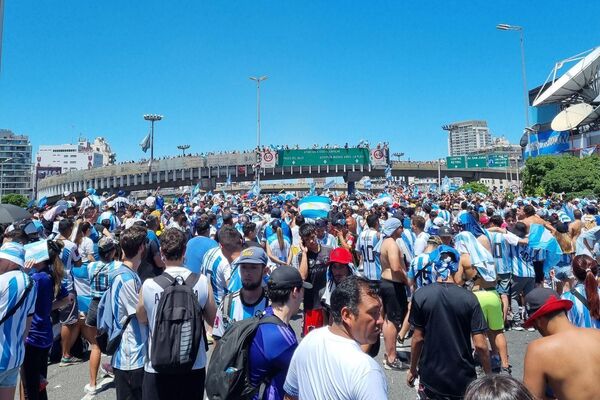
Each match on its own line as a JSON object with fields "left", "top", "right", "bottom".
{"left": 265, "top": 219, "right": 291, "bottom": 268}
{"left": 560, "top": 254, "right": 600, "bottom": 328}
{"left": 21, "top": 240, "right": 70, "bottom": 400}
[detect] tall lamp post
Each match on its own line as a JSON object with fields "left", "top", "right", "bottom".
{"left": 497, "top": 23, "right": 529, "bottom": 193}
{"left": 143, "top": 114, "right": 163, "bottom": 171}
{"left": 0, "top": 157, "right": 13, "bottom": 203}
{"left": 177, "top": 144, "right": 190, "bottom": 156}
{"left": 392, "top": 152, "right": 405, "bottom": 162}
{"left": 250, "top": 76, "right": 267, "bottom": 187}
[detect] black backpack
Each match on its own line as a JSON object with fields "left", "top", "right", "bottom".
{"left": 205, "top": 314, "right": 285, "bottom": 400}
{"left": 150, "top": 272, "right": 204, "bottom": 374}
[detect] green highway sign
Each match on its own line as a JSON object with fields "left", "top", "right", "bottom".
{"left": 466, "top": 155, "right": 487, "bottom": 168}
{"left": 278, "top": 148, "right": 370, "bottom": 167}
{"left": 486, "top": 154, "right": 509, "bottom": 168}
{"left": 446, "top": 156, "right": 466, "bottom": 169}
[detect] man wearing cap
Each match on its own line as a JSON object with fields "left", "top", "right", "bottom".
{"left": 248, "top": 266, "right": 310, "bottom": 400}
{"left": 284, "top": 276, "right": 387, "bottom": 400}
{"left": 0, "top": 242, "right": 37, "bottom": 399}
{"left": 212, "top": 247, "right": 270, "bottom": 341}
{"left": 378, "top": 217, "right": 409, "bottom": 371}
{"left": 523, "top": 288, "right": 600, "bottom": 400}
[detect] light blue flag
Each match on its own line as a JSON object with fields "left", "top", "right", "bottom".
{"left": 528, "top": 224, "right": 563, "bottom": 275}
{"left": 38, "top": 197, "right": 48, "bottom": 208}
{"left": 299, "top": 195, "right": 331, "bottom": 219}
{"left": 226, "top": 174, "right": 232, "bottom": 185}
{"left": 140, "top": 131, "right": 151, "bottom": 153}
{"left": 364, "top": 178, "right": 372, "bottom": 190}
{"left": 580, "top": 146, "right": 596, "bottom": 157}
{"left": 323, "top": 179, "right": 335, "bottom": 190}
{"left": 191, "top": 183, "right": 201, "bottom": 197}
{"left": 309, "top": 181, "right": 316, "bottom": 195}
{"left": 374, "top": 192, "right": 393, "bottom": 206}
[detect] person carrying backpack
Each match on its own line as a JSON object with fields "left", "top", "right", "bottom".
{"left": 206, "top": 266, "right": 310, "bottom": 400}
{"left": 137, "top": 228, "right": 216, "bottom": 400}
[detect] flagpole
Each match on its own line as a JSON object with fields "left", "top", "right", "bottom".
{"left": 144, "top": 114, "right": 163, "bottom": 172}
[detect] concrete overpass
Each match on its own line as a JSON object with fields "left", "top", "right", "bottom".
{"left": 37, "top": 156, "right": 511, "bottom": 199}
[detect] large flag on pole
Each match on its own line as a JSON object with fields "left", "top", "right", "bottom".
{"left": 140, "top": 131, "right": 151, "bottom": 153}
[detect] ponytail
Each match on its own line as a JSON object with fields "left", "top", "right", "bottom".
{"left": 572, "top": 254, "right": 600, "bottom": 319}
{"left": 276, "top": 227, "right": 285, "bottom": 251}
{"left": 584, "top": 268, "right": 600, "bottom": 320}
{"left": 47, "top": 240, "right": 65, "bottom": 297}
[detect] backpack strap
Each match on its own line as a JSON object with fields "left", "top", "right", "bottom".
{"left": 184, "top": 273, "right": 200, "bottom": 288}
{"left": 258, "top": 314, "right": 286, "bottom": 327}
{"left": 570, "top": 287, "right": 589, "bottom": 310}
{"left": 0, "top": 277, "right": 34, "bottom": 326}
{"left": 154, "top": 273, "right": 176, "bottom": 289}
{"left": 223, "top": 292, "right": 234, "bottom": 321}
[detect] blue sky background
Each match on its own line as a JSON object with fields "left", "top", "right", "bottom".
{"left": 1, "top": 1, "right": 599, "bottom": 162}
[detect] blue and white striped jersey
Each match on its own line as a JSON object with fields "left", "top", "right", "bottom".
{"left": 489, "top": 232, "right": 512, "bottom": 275}
{"left": 438, "top": 210, "right": 452, "bottom": 225}
{"left": 110, "top": 267, "right": 148, "bottom": 370}
{"left": 56, "top": 238, "right": 81, "bottom": 292}
{"left": 87, "top": 260, "right": 121, "bottom": 299}
{"left": 200, "top": 247, "right": 231, "bottom": 306}
{"left": 212, "top": 290, "right": 269, "bottom": 338}
{"left": 561, "top": 284, "right": 600, "bottom": 329}
{"left": 0, "top": 270, "right": 37, "bottom": 372}
{"left": 357, "top": 229, "right": 382, "bottom": 280}
{"left": 71, "top": 263, "right": 92, "bottom": 314}
{"left": 509, "top": 244, "right": 538, "bottom": 278}
{"left": 398, "top": 230, "right": 417, "bottom": 263}
{"left": 318, "top": 233, "right": 338, "bottom": 249}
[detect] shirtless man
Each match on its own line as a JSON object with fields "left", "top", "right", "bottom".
{"left": 569, "top": 209, "right": 583, "bottom": 248}
{"left": 523, "top": 288, "right": 600, "bottom": 400}
{"left": 378, "top": 217, "right": 409, "bottom": 371}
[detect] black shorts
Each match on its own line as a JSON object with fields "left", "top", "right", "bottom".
{"left": 85, "top": 298, "right": 100, "bottom": 328}
{"left": 380, "top": 279, "right": 408, "bottom": 326}
{"left": 533, "top": 261, "right": 545, "bottom": 284}
{"left": 143, "top": 369, "right": 205, "bottom": 400}
{"left": 59, "top": 297, "right": 79, "bottom": 325}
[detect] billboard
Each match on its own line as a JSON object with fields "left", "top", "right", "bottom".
{"left": 36, "top": 166, "right": 62, "bottom": 180}
{"left": 526, "top": 130, "right": 570, "bottom": 158}
{"left": 278, "top": 148, "right": 370, "bottom": 167}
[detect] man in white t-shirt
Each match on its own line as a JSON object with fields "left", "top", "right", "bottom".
{"left": 137, "top": 228, "right": 216, "bottom": 400}
{"left": 411, "top": 215, "right": 429, "bottom": 256}
{"left": 284, "top": 276, "right": 387, "bottom": 400}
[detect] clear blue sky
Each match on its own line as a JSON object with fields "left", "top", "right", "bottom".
{"left": 1, "top": 1, "right": 599, "bottom": 162}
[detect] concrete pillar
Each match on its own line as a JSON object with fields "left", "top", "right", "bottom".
{"left": 347, "top": 181, "right": 356, "bottom": 194}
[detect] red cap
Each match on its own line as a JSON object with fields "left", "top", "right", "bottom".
{"left": 328, "top": 247, "right": 353, "bottom": 265}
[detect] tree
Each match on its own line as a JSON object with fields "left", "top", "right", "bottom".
{"left": 460, "top": 182, "right": 489, "bottom": 194}
{"left": 1, "top": 193, "right": 29, "bottom": 208}
{"left": 522, "top": 155, "right": 600, "bottom": 197}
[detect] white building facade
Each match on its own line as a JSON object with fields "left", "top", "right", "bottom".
{"left": 36, "top": 137, "right": 113, "bottom": 173}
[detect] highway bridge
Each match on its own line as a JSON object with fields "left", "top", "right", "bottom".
{"left": 37, "top": 156, "right": 512, "bottom": 199}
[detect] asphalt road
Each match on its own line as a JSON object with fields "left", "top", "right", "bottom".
{"left": 20, "top": 320, "right": 539, "bottom": 400}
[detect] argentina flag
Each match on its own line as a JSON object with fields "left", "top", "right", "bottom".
{"left": 298, "top": 195, "right": 331, "bottom": 219}
{"left": 528, "top": 224, "right": 563, "bottom": 274}
{"left": 373, "top": 192, "right": 393, "bottom": 206}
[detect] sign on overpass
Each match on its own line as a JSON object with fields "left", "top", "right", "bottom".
{"left": 446, "top": 154, "right": 510, "bottom": 169}
{"left": 446, "top": 156, "right": 466, "bottom": 169}
{"left": 278, "top": 148, "right": 370, "bottom": 167}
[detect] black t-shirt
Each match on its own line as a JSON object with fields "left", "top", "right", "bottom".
{"left": 409, "top": 283, "right": 487, "bottom": 398}
{"left": 296, "top": 246, "right": 331, "bottom": 311}
{"left": 138, "top": 237, "right": 162, "bottom": 282}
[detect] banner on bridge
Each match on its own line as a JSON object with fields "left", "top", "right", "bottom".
{"left": 260, "top": 148, "right": 277, "bottom": 168}
{"left": 206, "top": 152, "right": 256, "bottom": 167}
{"left": 278, "top": 148, "right": 370, "bottom": 167}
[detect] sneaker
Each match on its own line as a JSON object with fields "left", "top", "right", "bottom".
{"left": 100, "top": 362, "right": 114, "bottom": 378}
{"left": 383, "top": 356, "right": 409, "bottom": 371}
{"left": 84, "top": 384, "right": 98, "bottom": 395}
{"left": 511, "top": 323, "right": 524, "bottom": 331}
{"left": 527, "top": 326, "right": 536, "bottom": 332}
{"left": 59, "top": 356, "right": 83, "bottom": 367}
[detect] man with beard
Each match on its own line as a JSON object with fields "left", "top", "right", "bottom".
{"left": 212, "top": 247, "right": 270, "bottom": 341}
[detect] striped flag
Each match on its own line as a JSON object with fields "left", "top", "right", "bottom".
{"left": 385, "top": 165, "right": 392, "bottom": 181}
{"left": 298, "top": 195, "right": 331, "bottom": 219}
{"left": 528, "top": 224, "right": 563, "bottom": 275}
{"left": 373, "top": 192, "right": 393, "bottom": 206}
{"left": 140, "top": 131, "right": 151, "bottom": 153}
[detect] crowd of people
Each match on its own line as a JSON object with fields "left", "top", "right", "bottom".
{"left": 0, "top": 185, "right": 599, "bottom": 400}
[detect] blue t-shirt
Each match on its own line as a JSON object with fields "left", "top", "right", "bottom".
{"left": 248, "top": 308, "right": 298, "bottom": 400}
{"left": 184, "top": 236, "right": 219, "bottom": 274}
{"left": 264, "top": 219, "right": 292, "bottom": 244}
{"left": 26, "top": 267, "right": 68, "bottom": 349}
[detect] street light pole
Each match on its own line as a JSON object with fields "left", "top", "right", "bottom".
{"left": 250, "top": 76, "right": 267, "bottom": 187}
{"left": 143, "top": 114, "right": 163, "bottom": 171}
{"left": 177, "top": 144, "right": 190, "bottom": 156}
{"left": 0, "top": 157, "right": 14, "bottom": 204}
